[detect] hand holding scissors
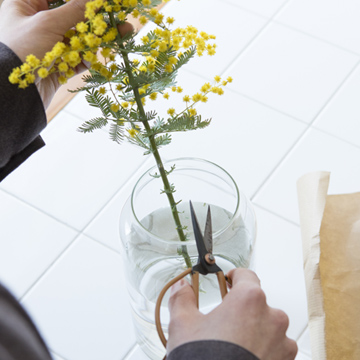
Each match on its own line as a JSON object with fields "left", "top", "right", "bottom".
{"left": 155, "top": 201, "right": 232, "bottom": 348}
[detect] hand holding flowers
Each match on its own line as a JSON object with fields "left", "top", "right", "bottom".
{"left": 0, "top": 0, "right": 132, "bottom": 108}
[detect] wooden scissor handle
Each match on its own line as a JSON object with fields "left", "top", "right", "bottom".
{"left": 191, "top": 271, "right": 199, "bottom": 308}
{"left": 216, "top": 271, "right": 228, "bottom": 299}
{"left": 155, "top": 269, "right": 230, "bottom": 356}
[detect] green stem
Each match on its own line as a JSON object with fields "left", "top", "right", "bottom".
{"left": 110, "top": 14, "right": 192, "bottom": 268}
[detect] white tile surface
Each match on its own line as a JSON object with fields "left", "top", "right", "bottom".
{"left": 0, "top": 190, "right": 76, "bottom": 298}
{"left": 21, "top": 235, "right": 136, "bottom": 360}
{"left": 314, "top": 65, "right": 360, "bottom": 147}
{"left": 222, "top": 0, "right": 289, "bottom": 18}
{"left": 153, "top": 0, "right": 268, "bottom": 78}
{"left": 297, "top": 327, "right": 312, "bottom": 357}
{"left": 254, "top": 129, "right": 360, "bottom": 224}
{"left": 276, "top": 0, "right": 360, "bottom": 54}
{"left": 0, "top": 112, "right": 147, "bottom": 231}
{"left": 253, "top": 206, "right": 308, "bottom": 340}
{"left": 227, "top": 23, "right": 359, "bottom": 123}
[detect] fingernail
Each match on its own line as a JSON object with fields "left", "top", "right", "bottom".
{"left": 225, "top": 275, "right": 233, "bottom": 289}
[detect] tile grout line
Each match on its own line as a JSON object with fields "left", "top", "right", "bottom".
{"left": 219, "top": 0, "right": 271, "bottom": 20}
{"left": 19, "top": 233, "right": 82, "bottom": 302}
{"left": 252, "top": 203, "right": 300, "bottom": 228}
{"left": 225, "top": 86, "right": 308, "bottom": 125}
{"left": 0, "top": 156, "right": 151, "bottom": 246}
{"left": 122, "top": 343, "right": 140, "bottom": 360}
{"left": 296, "top": 324, "right": 308, "bottom": 342}
{"left": 18, "top": 225, "right": 123, "bottom": 304}
{"left": 249, "top": 126, "right": 307, "bottom": 202}
{"left": 49, "top": 348, "right": 68, "bottom": 360}
{"left": 250, "top": 57, "right": 360, "bottom": 202}
{"left": 311, "top": 123, "right": 360, "bottom": 150}
{"left": 79, "top": 156, "right": 153, "bottom": 234}
{"left": 218, "top": 0, "right": 294, "bottom": 77}
{"left": 181, "top": 69, "right": 309, "bottom": 127}
{"left": 81, "top": 232, "right": 123, "bottom": 255}
{"left": 219, "top": 1, "right": 360, "bottom": 75}
{"left": 0, "top": 188, "right": 81, "bottom": 234}
{"left": 48, "top": 109, "right": 153, "bottom": 234}
{"left": 272, "top": 19, "right": 360, "bottom": 57}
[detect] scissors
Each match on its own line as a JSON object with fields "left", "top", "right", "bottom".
{"left": 155, "top": 201, "right": 232, "bottom": 350}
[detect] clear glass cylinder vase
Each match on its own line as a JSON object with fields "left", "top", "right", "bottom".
{"left": 119, "top": 158, "right": 256, "bottom": 359}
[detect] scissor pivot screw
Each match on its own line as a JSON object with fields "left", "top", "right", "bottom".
{"left": 205, "top": 254, "right": 216, "bottom": 265}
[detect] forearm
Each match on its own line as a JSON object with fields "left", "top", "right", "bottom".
{"left": 0, "top": 42, "right": 46, "bottom": 181}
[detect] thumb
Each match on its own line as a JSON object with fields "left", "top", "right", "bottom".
{"left": 50, "top": 0, "right": 88, "bottom": 34}
{"left": 168, "top": 279, "right": 198, "bottom": 319}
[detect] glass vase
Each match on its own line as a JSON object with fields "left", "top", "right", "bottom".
{"left": 119, "top": 157, "right": 256, "bottom": 359}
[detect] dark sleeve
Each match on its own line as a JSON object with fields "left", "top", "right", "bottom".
{"left": 167, "top": 340, "right": 260, "bottom": 360}
{"left": 0, "top": 42, "right": 46, "bottom": 182}
{"left": 0, "top": 283, "right": 52, "bottom": 360}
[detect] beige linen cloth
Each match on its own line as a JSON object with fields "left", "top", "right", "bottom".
{"left": 297, "top": 172, "right": 360, "bottom": 360}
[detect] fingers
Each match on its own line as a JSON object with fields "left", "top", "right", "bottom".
{"left": 270, "top": 308, "right": 290, "bottom": 333}
{"left": 49, "top": 0, "right": 88, "bottom": 34}
{"left": 227, "top": 268, "right": 261, "bottom": 288}
{"left": 167, "top": 279, "right": 202, "bottom": 353}
{"left": 285, "top": 338, "right": 298, "bottom": 360}
{"left": 168, "top": 279, "right": 198, "bottom": 319}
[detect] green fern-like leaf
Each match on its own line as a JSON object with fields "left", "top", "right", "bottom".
{"left": 151, "top": 117, "right": 165, "bottom": 133}
{"left": 109, "top": 122, "right": 124, "bottom": 144}
{"left": 149, "top": 75, "right": 176, "bottom": 94}
{"left": 68, "top": 71, "right": 109, "bottom": 93}
{"left": 172, "top": 48, "right": 196, "bottom": 73}
{"left": 68, "top": 84, "right": 100, "bottom": 94}
{"left": 152, "top": 134, "right": 172, "bottom": 149}
{"left": 83, "top": 70, "right": 108, "bottom": 84}
{"left": 151, "top": 113, "right": 211, "bottom": 135}
{"left": 127, "top": 133, "right": 151, "bottom": 153}
{"left": 78, "top": 117, "right": 108, "bottom": 133}
{"left": 124, "top": 31, "right": 159, "bottom": 55}
{"left": 85, "top": 89, "right": 112, "bottom": 117}
{"left": 146, "top": 111, "right": 157, "bottom": 122}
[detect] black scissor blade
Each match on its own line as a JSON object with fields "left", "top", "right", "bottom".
{"left": 189, "top": 201, "right": 208, "bottom": 258}
{"left": 204, "top": 205, "right": 213, "bottom": 254}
